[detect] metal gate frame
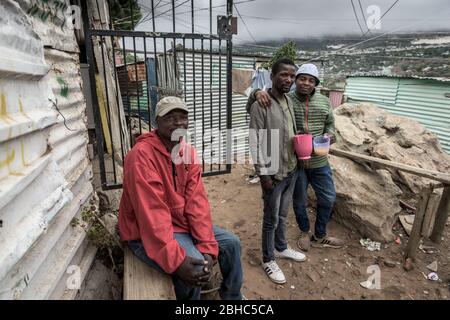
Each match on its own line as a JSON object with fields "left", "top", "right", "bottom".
{"left": 81, "top": 0, "right": 234, "bottom": 190}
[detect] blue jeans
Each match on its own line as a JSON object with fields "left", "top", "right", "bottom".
{"left": 292, "top": 165, "right": 336, "bottom": 238}
{"left": 128, "top": 226, "right": 243, "bottom": 300}
{"left": 262, "top": 171, "right": 297, "bottom": 263}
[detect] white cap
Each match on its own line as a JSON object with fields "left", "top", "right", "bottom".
{"left": 156, "top": 96, "right": 189, "bottom": 117}
{"left": 295, "top": 63, "right": 320, "bottom": 84}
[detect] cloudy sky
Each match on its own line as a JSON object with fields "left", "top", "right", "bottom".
{"left": 135, "top": 0, "right": 450, "bottom": 44}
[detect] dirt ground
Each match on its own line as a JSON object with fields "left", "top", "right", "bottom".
{"left": 203, "top": 165, "right": 450, "bottom": 300}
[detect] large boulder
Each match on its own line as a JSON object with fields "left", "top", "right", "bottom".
{"left": 327, "top": 102, "right": 450, "bottom": 242}
{"left": 330, "top": 156, "right": 403, "bottom": 242}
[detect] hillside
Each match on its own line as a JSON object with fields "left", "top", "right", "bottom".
{"left": 234, "top": 32, "right": 450, "bottom": 86}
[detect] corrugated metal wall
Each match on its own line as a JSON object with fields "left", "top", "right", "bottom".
{"left": 0, "top": 0, "right": 94, "bottom": 299}
{"left": 345, "top": 76, "right": 450, "bottom": 153}
{"left": 345, "top": 77, "right": 399, "bottom": 107}
{"left": 178, "top": 52, "right": 255, "bottom": 163}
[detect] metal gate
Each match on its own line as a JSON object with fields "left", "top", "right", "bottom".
{"left": 82, "top": 0, "right": 235, "bottom": 190}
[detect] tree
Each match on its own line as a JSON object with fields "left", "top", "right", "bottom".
{"left": 110, "top": 0, "right": 142, "bottom": 30}
{"left": 261, "top": 41, "right": 298, "bottom": 69}
{"left": 125, "top": 52, "right": 143, "bottom": 64}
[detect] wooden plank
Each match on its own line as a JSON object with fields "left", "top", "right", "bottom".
{"left": 329, "top": 147, "right": 450, "bottom": 184}
{"left": 421, "top": 191, "right": 441, "bottom": 238}
{"left": 123, "top": 247, "right": 175, "bottom": 300}
{"left": 95, "top": 73, "right": 112, "bottom": 154}
{"left": 405, "top": 186, "right": 432, "bottom": 260}
{"left": 430, "top": 187, "right": 450, "bottom": 243}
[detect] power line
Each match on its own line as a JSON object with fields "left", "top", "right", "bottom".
{"left": 358, "top": 0, "right": 372, "bottom": 36}
{"left": 139, "top": 0, "right": 256, "bottom": 24}
{"left": 351, "top": 0, "right": 366, "bottom": 36}
{"left": 234, "top": 3, "right": 257, "bottom": 44}
{"left": 135, "top": 0, "right": 164, "bottom": 25}
{"left": 303, "top": 17, "right": 434, "bottom": 63}
{"left": 332, "top": 53, "right": 450, "bottom": 61}
{"left": 238, "top": 14, "right": 447, "bottom": 22}
{"left": 154, "top": 0, "right": 191, "bottom": 20}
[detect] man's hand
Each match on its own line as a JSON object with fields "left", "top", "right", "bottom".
{"left": 255, "top": 90, "right": 272, "bottom": 108}
{"left": 174, "top": 256, "right": 210, "bottom": 287}
{"left": 260, "top": 176, "right": 274, "bottom": 193}
{"left": 197, "top": 254, "right": 216, "bottom": 284}
{"left": 203, "top": 254, "right": 217, "bottom": 272}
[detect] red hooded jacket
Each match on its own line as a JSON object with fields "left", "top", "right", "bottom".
{"left": 118, "top": 130, "right": 218, "bottom": 274}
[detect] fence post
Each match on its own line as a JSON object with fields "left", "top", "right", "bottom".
{"left": 405, "top": 186, "right": 432, "bottom": 260}
{"left": 430, "top": 186, "right": 450, "bottom": 243}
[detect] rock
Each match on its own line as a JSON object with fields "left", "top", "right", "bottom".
{"left": 331, "top": 157, "right": 402, "bottom": 242}
{"left": 102, "top": 212, "right": 119, "bottom": 238}
{"left": 403, "top": 258, "right": 414, "bottom": 271}
{"left": 96, "top": 189, "right": 123, "bottom": 213}
{"left": 384, "top": 260, "right": 397, "bottom": 268}
{"left": 233, "top": 219, "right": 246, "bottom": 229}
{"left": 399, "top": 215, "right": 415, "bottom": 236}
{"left": 305, "top": 269, "right": 320, "bottom": 282}
{"left": 331, "top": 103, "right": 450, "bottom": 242}
{"left": 247, "top": 259, "right": 258, "bottom": 266}
{"left": 426, "top": 261, "right": 438, "bottom": 272}
{"left": 97, "top": 191, "right": 112, "bottom": 212}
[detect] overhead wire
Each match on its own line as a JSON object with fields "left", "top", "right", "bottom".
{"left": 351, "top": 0, "right": 366, "bottom": 36}
{"left": 234, "top": 2, "right": 257, "bottom": 43}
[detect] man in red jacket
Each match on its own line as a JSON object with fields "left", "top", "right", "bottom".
{"left": 118, "top": 96, "right": 243, "bottom": 300}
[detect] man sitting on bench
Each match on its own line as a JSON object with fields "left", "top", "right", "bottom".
{"left": 118, "top": 96, "right": 244, "bottom": 300}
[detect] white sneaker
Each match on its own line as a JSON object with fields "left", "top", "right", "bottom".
{"left": 262, "top": 260, "right": 286, "bottom": 284}
{"left": 275, "top": 246, "right": 307, "bottom": 262}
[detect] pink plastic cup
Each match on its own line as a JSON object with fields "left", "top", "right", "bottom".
{"left": 293, "top": 134, "right": 313, "bottom": 160}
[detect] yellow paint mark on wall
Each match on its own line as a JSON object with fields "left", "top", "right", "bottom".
{"left": 18, "top": 98, "right": 31, "bottom": 119}
{"left": 1, "top": 128, "right": 17, "bottom": 172}
{"left": 20, "top": 139, "right": 27, "bottom": 167}
{"left": 10, "top": 171, "right": 25, "bottom": 176}
{"left": 0, "top": 94, "right": 14, "bottom": 123}
{"left": 0, "top": 148, "right": 15, "bottom": 170}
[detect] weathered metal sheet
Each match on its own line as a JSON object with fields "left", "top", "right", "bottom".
{"left": 0, "top": 0, "right": 94, "bottom": 300}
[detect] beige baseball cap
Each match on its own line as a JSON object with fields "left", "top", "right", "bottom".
{"left": 156, "top": 96, "right": 189, "bottom": 117}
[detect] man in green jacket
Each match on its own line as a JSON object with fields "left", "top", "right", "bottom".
{"left": 246, "top": 63, "right": 344, "bottom": 252}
